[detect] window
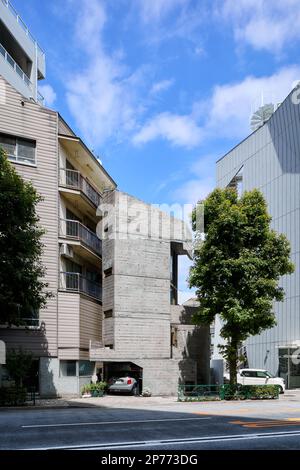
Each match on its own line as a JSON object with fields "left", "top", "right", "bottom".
{"left": 171, "top": 326, "right": 178, "bottom": 348}
{"left": 104, "top": 267, "right": 113, "bottom": 278}
{"left": 60, "top": 360, "right": 77, "bottom": 377}
{"left": 256, "top": 371, "right": 268, "bottom": 378}
{"left": 241, "top": 370, "right": 257, "bottom": 377}
{"left": 79, "top": 361, "right": 95, "bottom": 377}
{"left": 0, "top": 133, "right": 36, "bottom": 165}
{"left": 227, "top": 166, "right": 243, "bottom": 197}
{"left": 104, "top": 309, "right": 113, "bottom": 318}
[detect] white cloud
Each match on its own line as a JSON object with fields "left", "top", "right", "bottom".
{"left": 38, "top": 84, "right": 56, "bottom": 107}
{"left": 65, "top": 0, "right": 145, "bottom": 146}
{"left": 216, "top": 0, "right": 300, "bottom": 53}
{"left": 172, "top": 154, "right": 215, "bottom": 206}
{"left": 150, "top": 79, "right": 174, "bottom": 95}
{"left": 173, "top": 177, "right": 215, "bottom": 206}
{"left": 132, "top": 112, "right": 203, "bottom": 148}
{"left": 204, "top": 65, "right": 300, "bottom": 140}
{"left": 138, "top": 0, "right": 189, "bottom": 23}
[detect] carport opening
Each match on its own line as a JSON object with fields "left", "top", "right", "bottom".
{"left": 103, "top": 362, "right": 143, "bottom": 395}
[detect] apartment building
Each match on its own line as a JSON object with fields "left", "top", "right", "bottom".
{"left": 213, "top": 87, "right": 300, "bottom": 389}
{"left": 0, "top": 1, "right": 209, "bottom": 396}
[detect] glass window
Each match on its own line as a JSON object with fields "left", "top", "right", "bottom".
{"left": 17, "top": 138, "right": 35, "bottom": 164}
{"left": 60, "top": 360, "right": 77, "bottom": 377}
{"left": 0, "top": 134, "right": 16, "bottom": 157}
{"left": 0, "top": 133, "right": 36, "bottom": 165}
{"left": 79, "top": 361, "right": 95, "bottom": 377}
{"left": 256, "top": 371, "right": 268, "bottom": 378}
{"left": 242, "top": 370, "right": 257, "bottom": 377}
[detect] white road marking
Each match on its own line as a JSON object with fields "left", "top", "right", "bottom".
{"left": 22, "top": 416, "right": 211, "bottom": 429}
{"left": 22, "top": 429, "right": 300, "bottom": 450}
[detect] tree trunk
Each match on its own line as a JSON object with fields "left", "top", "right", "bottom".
{"left": 228, "top": 338, "right": 238, "bottom": 385}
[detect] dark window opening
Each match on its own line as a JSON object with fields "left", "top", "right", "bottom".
{"left": 104, "top": 267, "right": 113, "bottom": 278}
{"left": 104, "top": 309, "right": 113, "bottom": 318}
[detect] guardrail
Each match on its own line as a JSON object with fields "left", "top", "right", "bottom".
{"left": 0, "top": 42, "right": 32, "bottom": 89}
{"left": 59, "top": 218, "right": 102, "bottom": 256}
{"left": 59, "top": 168, "right": 101, "bottom": 207}
{"left": 37, "top": 90, "right": 44, "bottom": 106}
{"left": 60, "top": 272, "right": 102, "bottom": 301}
{"left": 178, "top": 384, "right": 280, "bottom": 401}
{"left": 1, "top": 0, "right": 45, "bottom": 56}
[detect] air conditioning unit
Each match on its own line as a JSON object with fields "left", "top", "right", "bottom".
{"left": 60, "top": 243, "right": 74, "bottom": 258}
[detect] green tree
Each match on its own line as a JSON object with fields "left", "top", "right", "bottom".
{"left": 5, "top": 348, "right": 33, "bottom": 388}
{"left": 189, "top": 188, "right": 294, "bottom": 385}
{"left": 0, "top": 147, "right": 51, "bottom": 325}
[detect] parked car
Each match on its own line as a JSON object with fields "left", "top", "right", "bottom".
{"left": 224, "top": 368, "right": 285, "bottom": 393}
{"left": 107, "top": 376, "right": 138, "bottom": 395}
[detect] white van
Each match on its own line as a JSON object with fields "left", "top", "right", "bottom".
{"left": 237, "top": 368, "right": 285, "bottom": 393}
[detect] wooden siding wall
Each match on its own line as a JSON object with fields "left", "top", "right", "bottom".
{"left": 0, "top": 76, "right": 58, "bottom": 357}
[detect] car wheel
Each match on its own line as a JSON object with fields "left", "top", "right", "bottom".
{"left": 278, "top": 386, "right": 284, "bottom": 394}
{"left": 132, "top": 385, "right": 138, "bottom": 396}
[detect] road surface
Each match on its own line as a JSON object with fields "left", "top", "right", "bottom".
{"left": 1, "top": 397, "right": 300, "bottom": 450}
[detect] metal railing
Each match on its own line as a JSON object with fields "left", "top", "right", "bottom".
{"left": 60, "top": 272, "right": 102, "bottom": 301}
{"left": 1, "top": 0, "right": 45, "bottom": 56}
{"left": 59, "top": 219, "right": 102, "bottom": 255}
{"left": 37, "top": 90, "right": 45, "bottom": 106}
{"left": 0, "top": 42, "right": 32, "bottom": 89}
{"left": 59, "top": 168, "right": 101, "bottom": 207}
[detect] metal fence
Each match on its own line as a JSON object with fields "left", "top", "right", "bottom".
{"left": 60, "top": 272, "right": 102, "bottom": 302}
{"left": 60, "top": 218, "right": 102, "bottom": 255}
{"left": 60, "top": 168, "right": 101, "bottom": 207}
{"left": 0, "top": 42, "right": 32, "bottom": 89}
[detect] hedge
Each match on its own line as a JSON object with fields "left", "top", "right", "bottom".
{"left": 0, "top": 387, "right": 27, "bottom": 406}
{"left": 220, "top": 384, "right": 280, "bottom": 400}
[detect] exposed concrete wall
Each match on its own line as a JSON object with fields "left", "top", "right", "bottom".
{"left": 91, "top": 191, "right": 210, "bottom": 396}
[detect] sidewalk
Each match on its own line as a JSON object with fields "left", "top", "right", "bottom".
{"left": 2, "top": 389, "right": 300, "bottom": 410}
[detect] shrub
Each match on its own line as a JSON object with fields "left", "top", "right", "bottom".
{"left": 0, "top": 387, "right": 27, "bottom": 406}
{"left": 81, "top": 382, "right": 107, "bottom": 396}
{"left": 220, "top": 384, "right": 279, "bottom": 400}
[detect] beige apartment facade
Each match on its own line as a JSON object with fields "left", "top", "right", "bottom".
{"left": 0, "top": 75, "right": 116, "bottom": 396}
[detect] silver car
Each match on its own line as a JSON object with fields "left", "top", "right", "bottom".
{"left": 108, "top": 376, "right": 138, "bottom": 395}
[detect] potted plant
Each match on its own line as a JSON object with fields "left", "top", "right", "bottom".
{"left": 81, "top": 384, "right": 92, "bottom": 398}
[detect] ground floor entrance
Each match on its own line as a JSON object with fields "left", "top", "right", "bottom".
{"left": 102, "top": 362, "right": 143, "bottom": 394}
{"left": 278, "top": 347, "right": 300, "bottom": 389}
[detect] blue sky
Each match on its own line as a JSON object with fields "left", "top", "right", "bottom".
{"left": 11, "top": 0, "right": 300, "bottom": 301}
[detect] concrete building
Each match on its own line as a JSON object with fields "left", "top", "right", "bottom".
{"left": 0, "top": 1, "right": 210, "bottom": 396}
{"left": 214, "top": 87, "right": 300, "bottom": 389}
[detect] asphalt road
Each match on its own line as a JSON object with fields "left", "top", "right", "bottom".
{"left": 1, "top": 399, "right": 300, "bottom": 450}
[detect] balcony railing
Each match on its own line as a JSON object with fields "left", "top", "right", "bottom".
{"left": 0, "top": 42, "right": 32, "bottom": 89}
{"left": 59, "top": 219, "right": 102, "bottom": 256}
{"left": 60, "top": 272, "right": 102, "bottom": 302}
{"left": 37, "top": 90, "right": 45, "bottom": 106}
{"left": 1, "top": 0, "right": 45, "bottom": 56}
{"left": 59, "top": 168, "right": 101, "bottom": 208}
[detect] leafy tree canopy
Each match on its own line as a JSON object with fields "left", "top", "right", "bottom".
{"left": 189, "top": 188, "right": 294, "bottom": 383}
{"left": 0, "top": 148, "right": 51, "bottom": 325}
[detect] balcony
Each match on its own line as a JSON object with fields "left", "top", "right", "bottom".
{"left": 0, "top": 41, "right": 32, "bottom": 90}
{"left": 1, "top": 0, "right": 44, "bottom": 56}
{"left": 59, "top": 219, "right": 102, "bottom": 257}
{"left": 60, "top": 272, "right": 102, "bottom": 302}
{"left": 59, "top": 168, "right": 101, "bottom": 209}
